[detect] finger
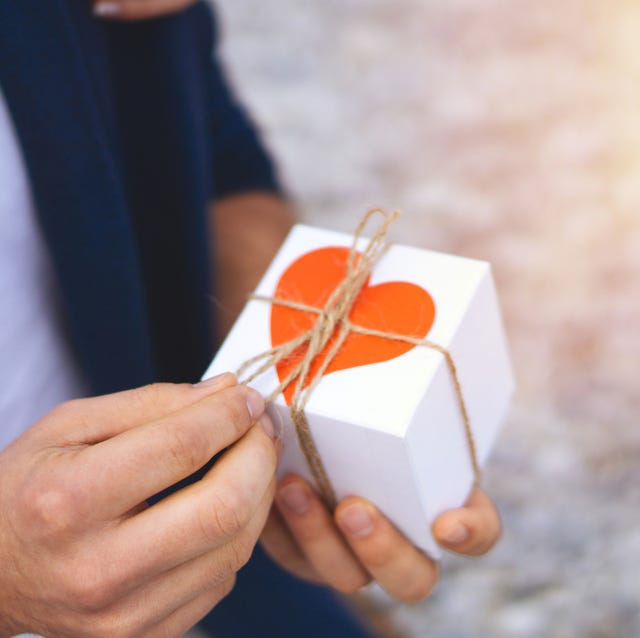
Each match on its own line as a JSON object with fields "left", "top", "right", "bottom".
{"left": 260, "top": 507, "right": 322, "bottom": 584}
{"left": 432, "top": 487, "right": 501, "bottom": 556}
{"left": 105, "top": 477, "right": 275, "bottom": 634}
{"left": 335, "top": 497, "right": 439, "bottom": 603}
{"left": 275, "top": 476, "right": 370, "bottom": 594}
{"left": 40, "top": 373, "right": 237, "bottom": 444}
{"left": 110, "top": 420, "right": 279, "bottom": 585}
{"left": 80, "top": 383, "right": 265, "bottom": 517}
{"left": 93, "top": 0, "right": 195, "bottom": 21}
{"left": 143, "top": 575, "right": 236, "bottom": 638}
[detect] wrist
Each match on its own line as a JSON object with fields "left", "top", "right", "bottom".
{"left": 210, "top": 192, "right": 296, "bottom": 337}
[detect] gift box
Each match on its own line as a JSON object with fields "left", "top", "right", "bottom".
{"left": 203, "top": 213, "right": 514, "bottom": 558}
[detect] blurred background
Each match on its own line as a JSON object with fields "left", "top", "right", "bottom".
{"left": 213, "top": 1, "right": 640, "bottom": 636}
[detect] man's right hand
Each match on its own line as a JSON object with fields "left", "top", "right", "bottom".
{"left": 0, "top": 373, "right": 279, "bottom": 638}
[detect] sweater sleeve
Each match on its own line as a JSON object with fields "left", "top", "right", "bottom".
{"left": 198, "top": 2, "right": 283, "bottom": 199}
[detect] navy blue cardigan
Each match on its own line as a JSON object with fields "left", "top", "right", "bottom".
{"left": 0, "top": 0, "right": 279, "bottom": 393}
{"left": 0, "top": 3, "right": 374, "bottom": 636}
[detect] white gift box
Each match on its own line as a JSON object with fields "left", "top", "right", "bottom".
{"left": 203, "top": 223, "right": 514, "bottom": 558}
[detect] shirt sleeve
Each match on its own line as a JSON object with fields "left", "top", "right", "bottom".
{"left": 199, "top": 3, "right": 284, "bottom": 200}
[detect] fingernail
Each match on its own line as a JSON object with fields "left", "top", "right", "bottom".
{"left": 441, "top": 523, "right": 470, "bottom": 545}
{"left": 259, "top": 413, "right": 282, "bottom": 441}
{"left": 245, "top": 388, "right": 265, "bottom": 421}
{"left": 339, "top": 503, "right": 374, "bottom": 538}
{"left": 193, "top": 373, "right": 227, "bottom": 388}
{"left": 93, "top": 2, "right": 121, "bottom": 16}
{"left": 278, "top": 482, "right": 310, "bottom": 515}
{"left": 269, "top": 408, "right": 285, "bottom": 440}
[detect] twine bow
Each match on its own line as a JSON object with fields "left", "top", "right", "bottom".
{"left": 237, "top": 209, "right": 480, "bottom": 510}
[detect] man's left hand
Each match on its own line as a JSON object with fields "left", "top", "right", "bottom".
{"left": 261, "top": 478, "right": 501, "bottom": 602}
{"left": 207, "top": 193, "right": 501, "bottom": 601}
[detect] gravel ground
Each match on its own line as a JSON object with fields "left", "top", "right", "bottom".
{"left": 213, "top": 2, "right": 640, "bottom": 636}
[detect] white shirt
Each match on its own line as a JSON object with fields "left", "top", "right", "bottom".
{"left": 0, "top": 86, "right": 86, "bottom": 449}
{"left": 0, "top": 84, "right": 88, "bottom": 638}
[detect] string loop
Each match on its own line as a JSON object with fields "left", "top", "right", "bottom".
{"left": 237, "top": 209, "right": 480, "bottom": 510}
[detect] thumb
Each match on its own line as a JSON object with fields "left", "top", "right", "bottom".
{"left": 36, "top": 373, "right": 237, "bottom": 445}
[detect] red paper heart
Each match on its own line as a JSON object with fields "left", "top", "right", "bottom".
{"left": 271, "top": 246, "right": 436, "bottom": 404}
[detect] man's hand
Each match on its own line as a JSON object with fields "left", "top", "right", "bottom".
{"left": 261, "top": 477, "right": 500, "bottom": 602}
{"left": 0, "top": 374, "right": 280, "bottom": 638}
{"left": 92, "top": 0, "right": 196, "bottom": 20}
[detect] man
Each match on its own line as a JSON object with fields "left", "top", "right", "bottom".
{"left": 0, "top": 1, "right": 500, "bottom": 636}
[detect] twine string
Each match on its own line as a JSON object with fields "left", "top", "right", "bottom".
{"left": 237, "top": 209, "right": 481, "bottom": 510}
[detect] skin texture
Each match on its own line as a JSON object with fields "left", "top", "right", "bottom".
{"left": 210, "top": 194, "right": 502, "bottom": 602}
{"left": 0, "top": 374, "right": 280, "bottom": 638}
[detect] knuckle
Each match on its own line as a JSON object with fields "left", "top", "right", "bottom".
{"left": 228, "top": 533, "right": 254, "bottom": 572}
{"left": 205, "top": 490, "right": 250, "bottom": 541}
{"left": 201, "top": 556, "right": 232, "bottom": 588}
{"left": 137, "top": 382, "right": 165, "bottom": 400}
{"left": 21, "top": 477, "right": 83, "bottom": 536}
{"left": 135, "top": 383, "right": 174, "bottom": 410}
{"left": 218, "top": 573, "right": 237, "bottom": 599}
{"left": 198, "top": 543, "right": 250, "bottom": 588}
{"left": 164, "top": 425, "right": 207, "bottom": 474}
{"left": 218, "top": 540, "right": 246, "bottom": 576}
{"left": 62, "top": 569, "right": 113, "bottom": 613}
{"left": 48, "top": 398, "right": 82, "bottom": 422}
{"left": 55, "top": 551, "right": 123, "bottom": 614}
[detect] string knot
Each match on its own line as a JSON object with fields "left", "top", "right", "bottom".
{"left": 237, "top": 209, "right": 481, "bottom": 510}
